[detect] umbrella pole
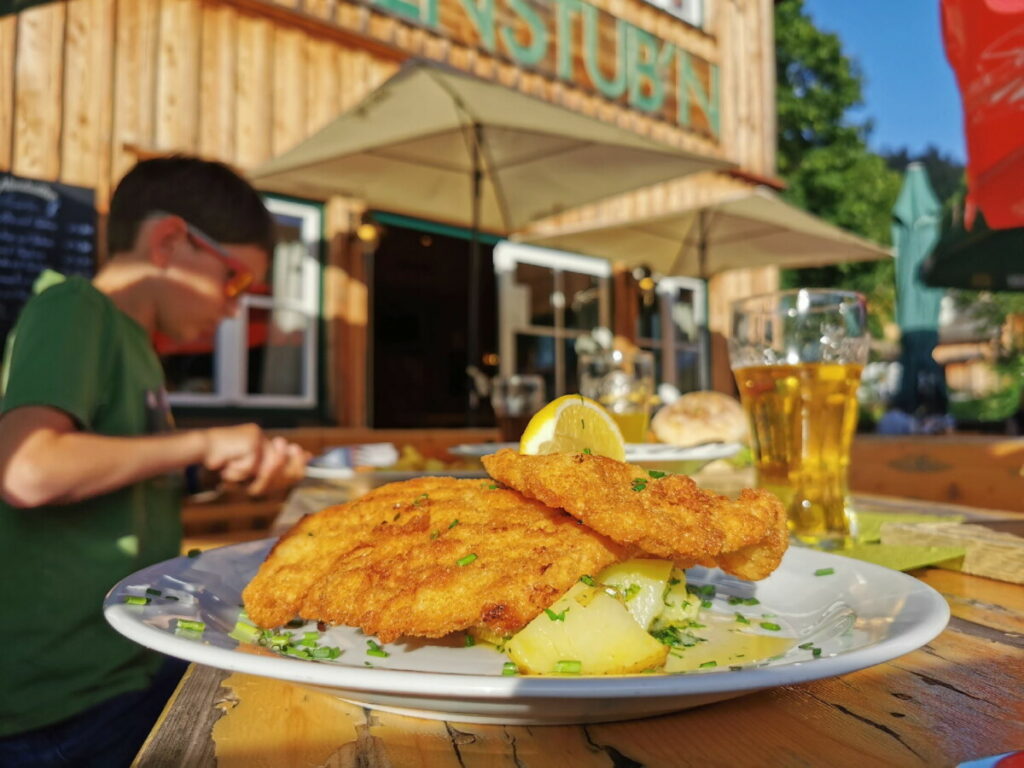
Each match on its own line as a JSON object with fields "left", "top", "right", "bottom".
{"left": 698, "top": 209, "right": 712, "bottom": 390}
{"left": 467, "top": 122, "right": 483, "bottom": 427}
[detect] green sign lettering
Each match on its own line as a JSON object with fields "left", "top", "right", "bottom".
{"left": 677, "top": 50, "right": 719, "bottom": 137}
{"left": 460, "top": 0, "right": 496, "bottom": 52}
{"left": 582, "top": 4, "right": 625, "bottom": 99}
{"left": 501, "top": 0, "right": 549, "bottom": 66}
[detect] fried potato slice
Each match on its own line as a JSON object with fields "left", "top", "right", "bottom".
{"left": 481, "top": 450, "right": 788, "bottom": 581}
{"left": 242, "top": 477, "right": 627, "bottom": 642}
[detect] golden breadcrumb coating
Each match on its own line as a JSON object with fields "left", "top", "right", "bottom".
{"left": 242, "top": 477, "right": 627, "bottom": 641}
{"left": 481, "top": 450, "right": 788, "bottom": 581}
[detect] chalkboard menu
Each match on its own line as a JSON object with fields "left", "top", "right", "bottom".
{"left": 0, "top": 172, "right": 97, "bottom": 345}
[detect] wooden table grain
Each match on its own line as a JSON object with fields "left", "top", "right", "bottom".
{"left": 140, "top": 485, "right": 1024, "bottom": 768}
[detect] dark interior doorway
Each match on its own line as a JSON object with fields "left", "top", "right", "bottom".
{"left": 370, "top": 216, "right": 498, "bottom": 428}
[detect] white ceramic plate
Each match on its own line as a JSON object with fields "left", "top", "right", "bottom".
{"left": 104, "top": 541, "right": 948, "bottom": 725}
{"left": 451, "top": 441, "right": 743, "bottom": 463}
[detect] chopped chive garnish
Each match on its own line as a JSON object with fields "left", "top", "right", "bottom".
{"left": 456, "top": 553, "right": 477, "bottom": 566}
{"left": 814, "top": 567, "right": 835, "bottom": 576}
{"left": 760, "top": 622, "right": 782, "bottom": 631}
{"left": 699, "top": 661, "right": 717, "bottom": 668}
{"left": 366, "top": 640, "right": 390, "bottom": 658}
{"left": 544, "top": 608, "right": 567, "bottom": 621}
{"left": 448, "top": 519, "right": 460, "bottom": 529}
{"left": 798, "top": 642, "right": 815, "bottom": 649}
{"left": 701, "top": 599, "right": 713, "bottom": 609}
{"left": 647, "top": 470, "right": 666, "bottom": 479}
{"left": 464, "top": 634, "right": 475, "bottom": 647}
{"left": 582, "top": 448, "right": 591, "bottom": 455}
{"left": 488, "top": 484, "right": 497, "bottom": 490}
{"left": 630, "top": 478, "right": 648, "bottom": 492}
{"left": 164, "top": 595, "right": 179, "bottom": 601}
{"left": 176, "top": 619, "right": 205, "bottom": 633}
{"left": 735, "top": 612, "right": 750, "bottom": 625}
{"left": 554, "top": 660, "right": 582, "bottom": 674}
{"left": 229, "top": 620, "right": 261, "bottom": 643}
{"left": 742, "top": 597, "right": 759, "bottom": 605}
{"left": 312, "top": 646, "right": 342, "bottom": 660}
{"left": 580, "top": 574, "right": 596, "bottom": 586}
{"left": 301, "top": 632, "right": 319, "bottom": 647}
{"left": 813, "top": 647, "right": 823, "bottom": 657}
{"left": 430, "top": 530, "right": 440, "bottom": 540}
{"left": 145, "top": 588, "right": 162, "bottom": 596}
{"left": 413, "top": 493, "right": 429, "bottom": 507}
{"left": 186, "top": 549, "right": 201, "bottom": 558}
{"left": 502, "top": 662, "right": 519, "bottom": 676}
{"left": 124, "top": 595, "right": 149, "bottom": 606}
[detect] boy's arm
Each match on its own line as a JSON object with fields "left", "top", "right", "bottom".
{"left": 0, "top": 406, "right": 299, "bottom": 508}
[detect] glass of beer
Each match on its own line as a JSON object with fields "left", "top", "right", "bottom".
{"left": 729, "top": 290, "right": 869, "bottom": 549}
{"left": 491, "top": 374, "right": 545, "bottom": 443}
{"left": 578, "top": 349, "right": 656, "bottom": 443}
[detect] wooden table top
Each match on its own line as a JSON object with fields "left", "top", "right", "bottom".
{"left": 145, "top": 483, "right": 1024, "bottom": 768}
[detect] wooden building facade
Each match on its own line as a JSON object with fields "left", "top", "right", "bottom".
{"left": 0, "top": 0, "right": 780, "bottom": 427}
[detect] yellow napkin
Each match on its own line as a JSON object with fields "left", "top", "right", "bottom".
{"left": 832, "top": 544, "right": 966, "bottom": 571}
{"left": 852, "top": 511, "right": 965, "bottom": 544}
{"left": 803, "top": 510, "right": 969, "bottom": 571}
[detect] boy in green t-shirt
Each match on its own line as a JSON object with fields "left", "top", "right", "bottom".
{"left": 0, "top": 156, "right": 309, "bottom": 767}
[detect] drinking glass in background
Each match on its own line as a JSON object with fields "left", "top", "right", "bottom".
{"left": 491, "top": 374, "right": 545, "bottom": 443}
{"left": 729, "top": 290, "right": 869, "bottom": 549}
{"left": 578, "top": 349, "right": 655, "bottom": 442}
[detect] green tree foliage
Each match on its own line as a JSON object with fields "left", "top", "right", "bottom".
{"left": 775, "top": 0, "right": 903, "bottom": 337}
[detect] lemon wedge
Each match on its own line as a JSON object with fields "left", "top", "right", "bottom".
{"left": 518, "top": 394, "right": 626, "bottom": 461}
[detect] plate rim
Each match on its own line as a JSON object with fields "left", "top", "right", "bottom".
{"left": 104, "top": 542, "right": 950, "bottom": 702}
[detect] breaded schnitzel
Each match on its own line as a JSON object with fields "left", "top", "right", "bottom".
{"left": 482, "top": 450, "right": 788, "bottom": 581}
{"left": 242, "top": 477, "right": 627, "bottom": 642}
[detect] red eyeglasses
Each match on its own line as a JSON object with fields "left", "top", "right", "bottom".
{"left": 150, "top": 211, "right": 255, "bottom": 298}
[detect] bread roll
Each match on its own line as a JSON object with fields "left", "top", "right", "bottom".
{"left": 651, "top": 391, "right": 748, "bottom": 447}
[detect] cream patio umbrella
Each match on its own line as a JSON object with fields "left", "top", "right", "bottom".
{"left": 251, "top": 59, "right": 730, "bottom": 422}
{"left": 517, "top": 186, "right": 890, "bottom": 278}
{"left": 250, "top": 59, "right": 729, "bottom": 235}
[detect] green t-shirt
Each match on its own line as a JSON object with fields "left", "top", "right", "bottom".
{"left": 0, "top": 276, "right": 183, "bottom": 736}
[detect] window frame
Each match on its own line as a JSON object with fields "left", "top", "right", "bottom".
{"left": 494, "top": 241, "right": 612, "bottom": 396}
{"left": 634, "top": 275, "right": 710, "bottom": 391}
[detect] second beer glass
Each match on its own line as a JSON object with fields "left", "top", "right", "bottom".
{"left": 729, "top": 290, "right": 869, "bottom": 548}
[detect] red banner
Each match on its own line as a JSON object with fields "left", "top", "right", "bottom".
{"left": 942, "top": 0, "right": 1024, "bottom": 229}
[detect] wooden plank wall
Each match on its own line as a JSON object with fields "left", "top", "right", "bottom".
{"left": 0, "top": 0, "right": 401, "bottom": 212}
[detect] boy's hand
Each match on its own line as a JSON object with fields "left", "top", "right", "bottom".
{"left": 202, "top": 425, "right": 310, "bottom": 496}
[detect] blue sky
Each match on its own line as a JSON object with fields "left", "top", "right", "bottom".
{"left": 802, "top": 0, "right": 966, "bottom": 163}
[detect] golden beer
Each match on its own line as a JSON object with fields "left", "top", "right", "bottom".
{"left": 609, "top": 410, "right": 650, "bottom": 443}
{"left": 734, "top": 362, "right": 863, "bottom": 546}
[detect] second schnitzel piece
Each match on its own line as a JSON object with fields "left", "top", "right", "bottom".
{"left": 482, "top": 450, "right": 788, "bottom": 581}
{"left": 243, "top": 477, "right": 628, "bottom": 642}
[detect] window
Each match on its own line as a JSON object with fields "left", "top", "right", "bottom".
{"left": 163, "top": 196, "right": 321, "bottom": 409}
{"left": 635, "top": 276, "right": 709, "bottom": 392}
{"left": 495, "top": 242, "right": 611, "bottom": 398}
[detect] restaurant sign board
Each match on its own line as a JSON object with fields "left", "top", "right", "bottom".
{"left": 368, "top": 0, "right": 720, "bottom": 140}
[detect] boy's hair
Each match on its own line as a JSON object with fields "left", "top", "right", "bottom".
{"left": 107, "top": 156, "right": 276, "bottom": 257}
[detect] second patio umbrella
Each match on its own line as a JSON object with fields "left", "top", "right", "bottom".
{"left": 518, "top": 186, "right": 889, "bottom": 278}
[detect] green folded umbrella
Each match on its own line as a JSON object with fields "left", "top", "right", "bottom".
{"left": 919, "top": 210, "right": 1024, "bottom": 292}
